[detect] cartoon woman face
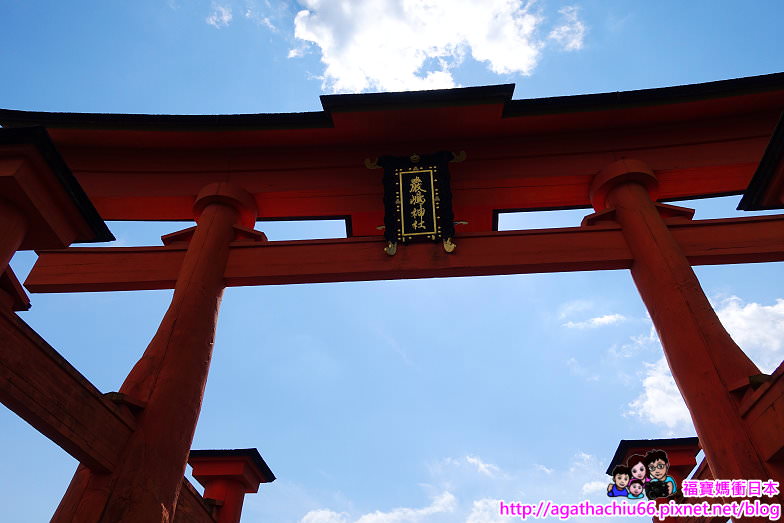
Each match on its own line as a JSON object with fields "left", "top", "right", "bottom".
{"left": 631, "top": 461, "right": 647, "bottom": 480}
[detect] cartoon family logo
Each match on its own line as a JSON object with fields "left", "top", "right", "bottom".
{"left": 607, "top": 449, "right": 677, "bottom": 500}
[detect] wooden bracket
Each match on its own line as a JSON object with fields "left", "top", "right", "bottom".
{"left": 104, "top": 392, "right": 147, "bottom": 415}
{"left": 162, "top": 225, "right": 267, "bottom": 246}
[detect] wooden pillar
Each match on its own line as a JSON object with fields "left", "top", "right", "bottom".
{"left": 52, "top": 182, "right": 257, "bottom": 523}
{"left": 588, "top": 159, "right": 773, "bottom": 489}
{"left": 204, "top": 479, "right": 246, "bottom": 523}
{"left": 189, "top": 449, "right": 275, "bottom": 523}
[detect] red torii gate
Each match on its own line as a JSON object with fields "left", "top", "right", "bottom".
{"left": 1, "top": 72, "right": 783, "bottom": 522}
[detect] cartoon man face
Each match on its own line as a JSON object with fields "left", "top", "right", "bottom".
{"left": 631, "top": 462, "right": 646, "bottom": 480}
{"left": 614, "top": 473, "right": 630, "bottom": 489}
{"left": 629, "top": 482, "right": 644, "bottom": 497}
{"left": 648, "top": 459, "right": 668, "bottom": 480}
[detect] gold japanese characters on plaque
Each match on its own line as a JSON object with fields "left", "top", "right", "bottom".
{"left": 400, "top": 166, "right": 437, "bottom": 238}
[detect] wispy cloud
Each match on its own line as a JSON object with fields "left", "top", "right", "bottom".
{"left": 548, "top": 6, "right": 586, "bottom": 51}
{"left": 300, "top": 450, "right": 633, "bottom": 522}
{"left": 581, "top": 480, "right": 607, "bottom": 496}
{"left": 206, "top": 4, "right": 233, "bottom": 28}
{"left": 302, "top": 509, "right": 349, "bottom": 523}
{"left": 301, "top": 492, "right": 456, "bottom": 523}
{"left": 563, "top": 313, "right": 626, "bottom": 329}
{"left": 428, "top": 455, "right": 504, "bottom": 479}
{"left": 570, "top": 451, "right": 612, "bottom": 498}
{"left": 557, "top": 299, "right": 593, "bottom": 320}
{"left": 462, "top": 453, "right": 609, "bottom": 521}
{"left": 466, "top": 456, "right": 502, "bottom": 478}
{"left": 534, "top": 464, "right": 554, "bottom": 475}
{"left": 607, "top": 324, "right": 658, "bottom": 360}
{"left": 465, "top": 498, "right": 507, "bottom": 523}
{"left": 290, "top": 0, "right": 586, "bottom": 93}
{"left": 244, "top": 5, "right": 277, "bottom": 31}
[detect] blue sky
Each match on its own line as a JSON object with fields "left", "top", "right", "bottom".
{"left": 2, "top": 1, "right": 784, "bottom": 522}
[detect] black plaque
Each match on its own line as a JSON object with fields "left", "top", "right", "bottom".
{"left": 379, "top": 152, "right": 455, "bottom": 245}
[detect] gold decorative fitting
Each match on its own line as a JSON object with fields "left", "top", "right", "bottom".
{"left": 364, "top": 157, "right": 381, "bottom": 169}
{"left": 410, "top": 153, "right": 421, "bottom": 163}
{"left": 384, "top": 241, "right": 398, "bottom": 256}
{"left": 450, "top": 151, "right": 467, "bottom": 163}
{"left": 443, "top": 237, "right": 456, "bottom": 253}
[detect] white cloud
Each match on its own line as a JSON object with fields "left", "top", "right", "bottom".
{"left": 716, "top": 296, "right": 784, "bottom": 374}
{"left": 261, "top": 16, "right": 276, "bottom": 30}
{"left": 581, "top": 480, "right": 607, "bottom": 496}
{"left": 569, "top": 451, "right": 596, "bottom": 474}
{"left": 562, "top": 313, "right": 625, "bottom": 329}
{"left": 302, "top": 509, "right": 351, "bottom": 523}
{"left": 534, "top": 464, "right": 553, "bottom": 475}
{"left": 465, "top": 498, "right": 506, "bottom": 523}
{"left": 465, "top": 456, "right": 501, "bottom": 478}
{"left": 568, "top": 451, "right": 612, "bottom": 498}
{"left": 301, "top": 492, "right": 456, "bottom": 523}
{"left": 627, "top": 357, "right": 692, "bottom": 432}
{"left": 357, "top": 492, "right": 456, "bottom": 522}
{"left": 206, "top": 4, "right": 233, "bottom": 28}
{"left": 607, "top": 324, "right": 658, "bottom": 360}
{"left": 302, "top": 451, "right": 631, "bottom": 523}
{"left": 245, "top": 6, "right": 277, "bottom": 31}
{"left": 548, "top": 6, "right": 586, "bottom": 50}
{"left": 557, "top": 299, "right": 593, "bottom": 319}
{"left": 427, "top": 455, "right": 504, "bottom": 479}
{"left": 428, "top": 456, "right": 461, "bottom": 474}
{"left": 291, "top": 0, "right": 585, "bottom": 93}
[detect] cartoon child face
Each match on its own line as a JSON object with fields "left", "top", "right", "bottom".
{"left": 629, "top": 482, "right": 644, "bottom": 496}
{"left": 631, "top": 462, "right": 646, "bottom": 480}
{"left": 614, "top": 473, "right": 630, "bottom": 489}
{"left": 648, "top": 459, "right": 668, "bottom": 480}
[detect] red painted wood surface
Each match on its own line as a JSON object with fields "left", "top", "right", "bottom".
{"left": 200, "top": 480, "right": 245, "bottom": 523}
{"left": 24, "top": 214, "right": 784, "bottom": 293}
{"left": 663, "top": 460, "right": 728, "bottom": 523}
{"left": 0, "top": 266, "right": 30, "bottom": 311}
{"left": 0, "top": 309, "right": 135, "bottom": 472}
{"left": 739, "top": 361, "right": 784, "bottom": 478}
{"left": 0, "top": 146, "right": 106, "bottom": 249}
{"left": 0, "top": 201, "right": 26, "bottom": 274}
{"left": 33, "top": 89, "right": 783, "bottom": 236}
{"left": 174, "top": 479, "right": 218, "bottom": 523}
